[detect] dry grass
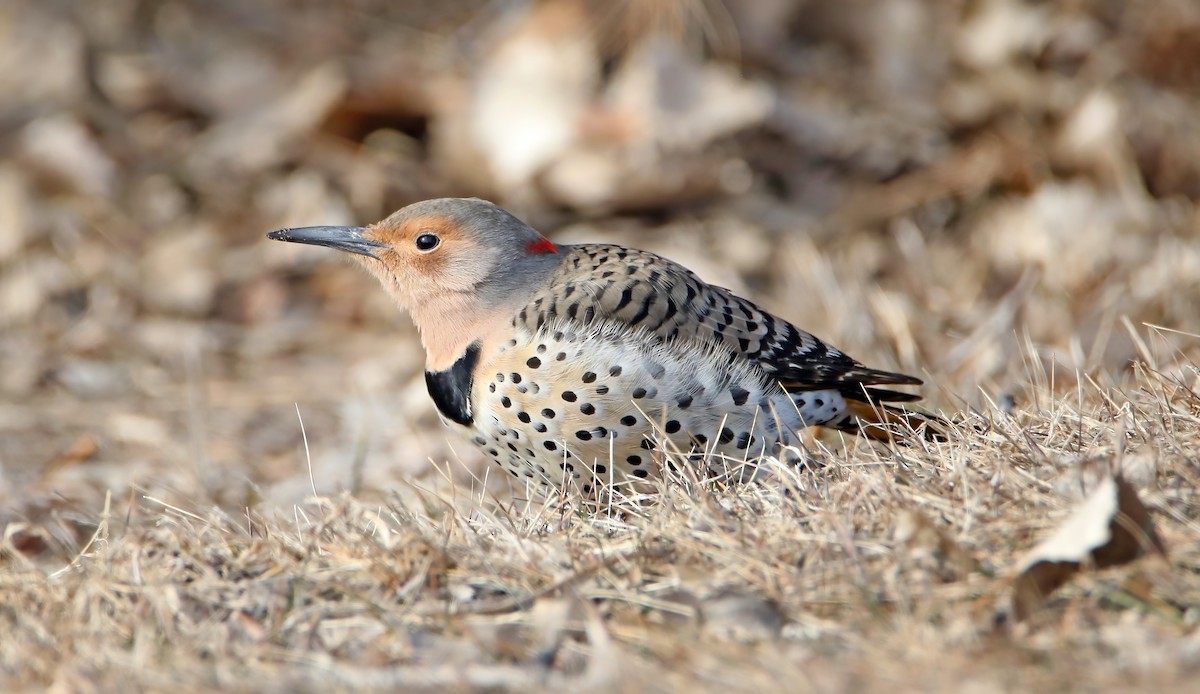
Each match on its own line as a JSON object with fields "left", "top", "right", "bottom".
{"left": 4, "top": 349, "right": 1198, "bottom": 691}
{"left": 3, "top": 0, "right": 1200, "bottom": 691}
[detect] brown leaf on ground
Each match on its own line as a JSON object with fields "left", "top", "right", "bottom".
{"left": 1011, "top": 474, "right": 1168, "bottom": 622}
{"left": 41, "top": 434, "right": 99, "bottom": 480}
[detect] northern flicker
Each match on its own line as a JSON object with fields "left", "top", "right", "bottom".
{"left": 268, "top": 198, "right": 942, "bottom": 496}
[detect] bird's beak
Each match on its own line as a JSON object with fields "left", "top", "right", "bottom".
{"left": 266, "top": 226, "right": 386, "bottom": 259}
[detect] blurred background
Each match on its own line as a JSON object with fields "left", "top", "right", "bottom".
{"left": 2, "top": 0, "right": 1198, "bottom": 532}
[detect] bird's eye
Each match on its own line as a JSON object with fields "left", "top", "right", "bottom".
{"left": 415, "top": 232, "right": 440, "bottom": 252}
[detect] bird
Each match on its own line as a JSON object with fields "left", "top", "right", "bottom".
{"left": 268, "top": 198, "right": 943, "bottom": 498}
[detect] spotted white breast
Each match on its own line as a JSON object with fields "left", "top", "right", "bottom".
{"left": 453, "top": 319, "right": 847, "bottom": 495}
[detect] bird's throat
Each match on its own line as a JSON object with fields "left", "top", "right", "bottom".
{"left": 409, "top": 294, "right": 513, "bottom": 373}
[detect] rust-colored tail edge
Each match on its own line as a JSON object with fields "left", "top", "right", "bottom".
{"left": 832, "top": 399, "right": 950, "bottom": 443}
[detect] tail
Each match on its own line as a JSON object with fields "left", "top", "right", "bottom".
{"left": 831, "top": 392, "right": 949, "bottom": 443}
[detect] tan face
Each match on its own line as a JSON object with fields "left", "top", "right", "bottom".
{"left": 360, "top": 215, "right": 499, "bottom": 306}
{"left": 267, "top": 198, "right": 559, "bottom": 325}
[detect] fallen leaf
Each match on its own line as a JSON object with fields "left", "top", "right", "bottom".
{"left": 42, "top": 434, "right": 99, "bottom": 480}
{"left": 1011, "top": 474, "right": 1167, "bottom": 621}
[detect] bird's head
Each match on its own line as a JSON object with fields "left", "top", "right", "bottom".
{"left": 268, "top": 198, "right": 561, "bottom": 318}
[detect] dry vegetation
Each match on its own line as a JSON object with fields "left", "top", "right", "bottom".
{"left": 2, "top": 0, "right": 1199, "bottom": 691}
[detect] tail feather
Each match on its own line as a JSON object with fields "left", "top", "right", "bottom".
{"left": 852, "top": 386, "right": 923, "bottom": 404}
{"left": 832, "top": 400, "right": 949, "bottom": 443}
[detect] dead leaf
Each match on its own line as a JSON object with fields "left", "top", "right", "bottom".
{"left": 1011, "top": 474, "right": 1167, "bottom": 621}
{"left": 42, "top": 434, "right": 99, "bottom": 480}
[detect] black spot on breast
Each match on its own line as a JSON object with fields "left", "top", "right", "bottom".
{"left": 665, "top": 420, "right": 681, "bottom": 434}
{"left": 562, "top": 391, "right": 577, "bottom": 402}
{"left": 620, "top": 415, "right": 637, "bottom": 426}
{"left": 425, "top": 342, "right": 480, "bottom": 426}
{"left": 632, "top": 468, "right": 649, "bottom": 478}
{"left": 719, "top": 427, "right": 735, "bottom": 444}
{"left": 626, "top": 455, "right": 642, "bottom": 466}
{"left": 500, "top": 396, "right": 512, "bottom": 408}
{"left": 541, "top": 408, "right": 556, "bottom": 418}
{"left": 647, "top": 362, "right": 665, "bottom": 379}
{"left": 730, "top": 386, "right": 750, "bottom": 406}
{"left": 580, "top": 403, "right": 596, "bottom": 415}
{"left": 517, "top": 411, "right": 531, "bottom": 423}
{"left": 596, "top": 385, "right": 609, "bottom": 395}
{"left": 609, "top": 365, "right": 623, "bottom": 377}
{"left": 677, "top": 394, "right": 693, "bottom": 409}
{"left": 632, "top": 388, "right": 647, "bottom": 399}
{"left": 507, "top": 443, "right": 518, "bottom": 452}
{"left": 736, "top": 432, "right": 751, "bottom": 450}
{"left": 582, "top": 371, "right": 596, "bottom": 383}
{"left": 545, "top": 440, "right": 558, "bottom": 451}
{"left": 533, "top": 422, "right": 547, "bottom": 433}
{"left": 527, "top": 357, "right": 541, "bottom": 369}
{"left": 815, "top": 398, "right": 824, "bottom": 407}
{"left": 576, "top": 430, "right": 593, "bottom": 441}
{"left": 595, "top": 464, "right": 607, "bottom": 474}
{"left": 511, "top": 373, "right": 522, "bottom": 384}
{"left": 556, "top": 352, "right": 567, "bottom": 361}
{"left": 640, "top": 439, "right": 657, "bottom": 450}
{"left": 473, "top": 436, "right": 487, "bottom": 446}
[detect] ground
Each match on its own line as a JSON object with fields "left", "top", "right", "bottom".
{"left": 1, "top": 1, "right": 1199, "bottom": 691}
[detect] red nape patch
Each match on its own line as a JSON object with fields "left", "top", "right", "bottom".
{"left": 526, "top": 238, "right": 558, "bottom": 255}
